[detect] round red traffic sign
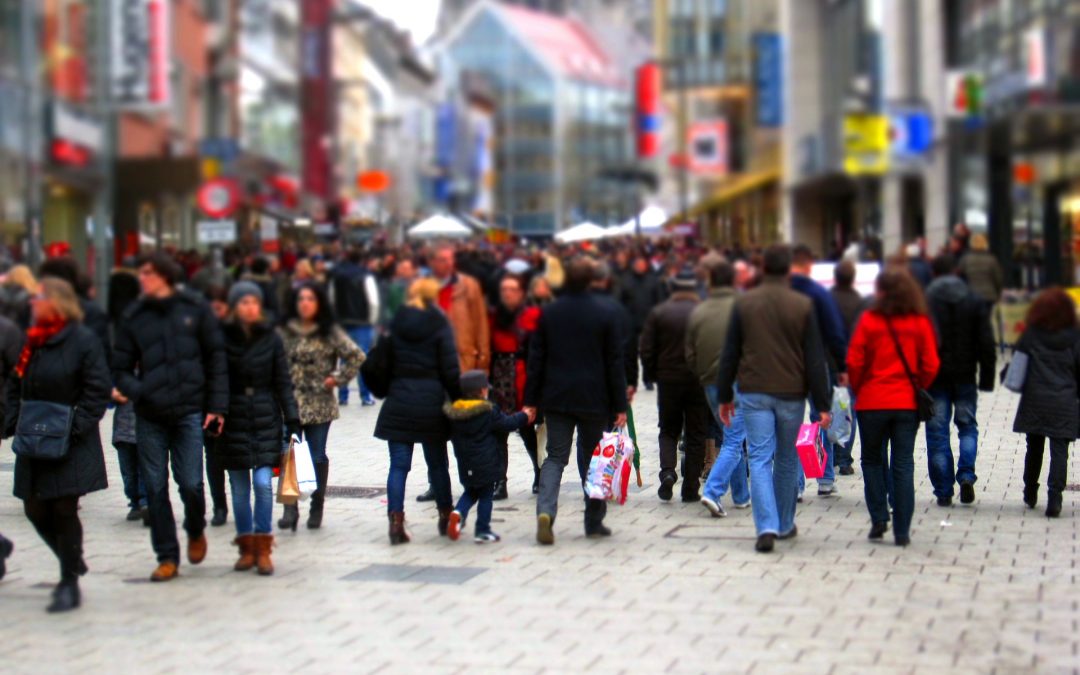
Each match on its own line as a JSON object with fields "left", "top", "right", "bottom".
{"left": 197, "top": 178, "right": 241, "bottom": 218}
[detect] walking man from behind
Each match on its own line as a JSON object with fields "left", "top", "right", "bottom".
{"left": 113, "top": 253, "right": 228, "bottom": 581}
{"left": 717, "top": 245, "right": 831, "bottom": 553}
{"left": 525, "top": 258, "right": 628, "bottom": 545}
{"left": 925, "top": 254, "right": 995, "bottom": 506}
{"left": 331, "top": 247, "right": 380, "bottom": 406}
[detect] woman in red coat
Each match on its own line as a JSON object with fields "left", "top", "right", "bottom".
{"left": 848, "top": 268, "right": 940, "bottom": 547}
{"left": 489, "top": 275, "right": 541, "bottom": 498}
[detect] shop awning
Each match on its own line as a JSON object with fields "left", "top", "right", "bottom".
{"left": 677, "top": 166, "right": 781, "bottom": 221}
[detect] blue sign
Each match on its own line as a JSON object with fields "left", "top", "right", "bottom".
{"left": 753, "top": 33, "right": 782, "bottom": 128}
{"left": 199, "top": 138, "right": 240, "bottom": 162}
{"left": 890, "top": 111, "right": 933, "bottom": 156}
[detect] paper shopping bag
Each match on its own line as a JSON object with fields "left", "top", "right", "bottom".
{"left": 292, "top": 436, "right": 318, "bottom": 500}
{"left": 535, "top": 419, "right": 548, "bottom": 468}
{"left": 276, "top": 445, "right": 300, "bottom": 505}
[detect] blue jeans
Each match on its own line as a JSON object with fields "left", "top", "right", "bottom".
{"left": 808, "top": 396, "right": 836, "bottom": 488}
{"left": 229, "top": 466, "right": 274, "bottom": 535}
{"left": 455, "top": 485, "right": 495, "bottom": 535}
{"left": 387, "top": 441, "right": 452, "bottom": 513}
{"left": 115, "top": 441, "right": 147, "bottom": 509}
{"left": 301, "top": 422, "right": 331, "bottom": 465}
{"left": 702, "top": 385, "right": 750, "bottom": 505}
{"left": 857, "top": 410, "right": 918, "bottom": 538}
{"left": 740, "top": 392, "right": 805, "bottom": 536}
{"left": 834, "top": 389, "right": 858, "bottom": 470}
{"left": 926, "top": 384, "right": 979, "bottom": 498}
{"left": 136, "top": 413, "right": 207, "bottom": 564}
{"left": 339, "top": 325, "right": 374, "bottom": 403}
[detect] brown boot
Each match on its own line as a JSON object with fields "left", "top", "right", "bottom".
{"left": 437, "top": 507, "right": 453, "bottom": 537}
{"left": 254, "top": 535, "right": 274, "bottom": 576}
{"left": 150, "top": 561, "right": 179, "bottom": 582}
{"left": 187, "top": 534, "right": 207, "bottom": 565}
{"left": 388, "top": 512, "right": 410, "bottom": 545}
{"left": 233, "top": 535, "right": 255, "bottom": 572}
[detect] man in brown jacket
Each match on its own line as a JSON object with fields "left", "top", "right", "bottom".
{"left": 432, "top": 246, "right": 490, "bottom": 372}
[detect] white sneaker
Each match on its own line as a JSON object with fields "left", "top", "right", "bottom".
{"left": 474, "top": 532, "right": 501, "bottom": 544}
{"left": 733, "top": 500, "right": 751, "bottom": 509}
{"left": 700, "top": 496, "right": 726, "bottom": 518}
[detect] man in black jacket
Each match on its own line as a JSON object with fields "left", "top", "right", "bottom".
{"left": 0, "top": 313, "right": 22, "bottom": 579}
{"left": 525, "top": 258, "right": 628, "bottom": 545}
{"left": 113, "top": 253, "right": 228, "bottom": 582}
{"left": 925, "top": 254, "right": 995, "bottom": 507}
{"left": 590, "top": 262, "right": 639, "bottom": 397}
{"left": 620, "top": 255, "right": 666, "bottom": 390}
{"left": 330, "top": 248, "right": 380, "bottom": 406}
{"left": 640, "top": 267, "right": 708, "bottom": 502}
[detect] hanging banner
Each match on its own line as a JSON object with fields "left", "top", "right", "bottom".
{"left": 753, "top": 33, "right": 783, "bottom": 128}
{"left": 112, "top": 0, "right": 171, "bottom": 108}
{"left": 635, "top": 63, "right": 662, "bottom": 159}
{"left": 301, "top": 0, "right": 333, "bottom": 202}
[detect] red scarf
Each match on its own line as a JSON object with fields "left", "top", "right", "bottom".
{"left": 14, "top": 318, "right": 67, "bottom": 378}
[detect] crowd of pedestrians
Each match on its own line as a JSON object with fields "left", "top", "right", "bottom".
{"left": 0, "top": 226, "right": 1072, "bottom": 614}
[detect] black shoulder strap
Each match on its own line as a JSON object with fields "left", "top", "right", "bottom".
{"left": 885, "top": 318, "right": 919, "bottom": 393}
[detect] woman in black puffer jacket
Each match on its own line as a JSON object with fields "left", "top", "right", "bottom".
{"left": 374, "top": 278, "right": 461, "bottom": 544}
{"left": 5, "top": 278, "right": 111, "bottom": 613}
{"left": 1013, "top": 287, "right": 1080, "bottom": 519}
{"left": 215, "top": 282, "right": 299, "bottom": 575}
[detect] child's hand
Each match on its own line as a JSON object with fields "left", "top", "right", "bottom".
{"left": 524, "top": 408, "right": 537, "bottom": 424}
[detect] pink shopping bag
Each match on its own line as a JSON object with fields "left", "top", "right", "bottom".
{"left": 796, "top": 422, "right": 826, "bottom": 479}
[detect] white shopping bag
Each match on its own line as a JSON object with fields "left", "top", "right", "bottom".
{"left": 291, "top": 435, "right": 318, "bottom": 500}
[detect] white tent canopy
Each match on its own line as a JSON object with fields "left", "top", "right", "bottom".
{"left": 407, "top": 214, "right": 473, "bottom": 239}
{"left": 618, "top": 205, "right": 668, "bottom": 232}
{"left": 554, "top": 221, "right": 607, "bottom": 243}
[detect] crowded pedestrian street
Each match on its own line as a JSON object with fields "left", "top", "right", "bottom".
{"left": 0, "top": 383, "right": 1073, "bottom": 674}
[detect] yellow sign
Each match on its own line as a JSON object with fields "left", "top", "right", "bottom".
{"left": 843, "top": 114, "right": 889, "bottom": 176}
{"left": 201, "top": 158, "right": 220, "bottom": 180}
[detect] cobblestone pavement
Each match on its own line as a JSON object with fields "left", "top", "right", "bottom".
{"left": 0, "top": 386, "right": 1076, "bottom": 674}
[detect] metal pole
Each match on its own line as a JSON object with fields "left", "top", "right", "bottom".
{"left": 93, "top": 0, "right": 115, "bottom": 302}
{"left": 20, "top": 0, "right": 43, "bottom": 268}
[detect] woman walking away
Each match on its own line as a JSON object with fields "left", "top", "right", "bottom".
{"left": 1013, "top": 288, "right": 1080, "bottom": 518}
{"left": 847, "top": 269, "right": 939, "bottom": 547}
{"left": 216, "top": 282, "right": 300, "bottom": 575}
{"left": 375, "top": 278, "right": 461, "bottom": 544}
{"left": 5, "top": 278, "right": 111, "bottom": 612}
{"left": 277, "top": 282, "right": 364, "bottom": 531}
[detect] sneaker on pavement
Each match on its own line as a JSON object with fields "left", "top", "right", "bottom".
{"left": 474, "top": 531, "right": 501, "bottom": 544}
{"left": 585, "top": 524, "right": 612, "bottom": 539}
{"left": 700, "top": 496, "right": 726, "bottom": 518}
{"left": 537, "top": 513, "right": 555, "bottom": 545}
{"left": 817, "top": 485, "right": 838, "bottom": 497}
{"left": 838, "top": 466, "right": 856, "bottom": 476}
{"left": 447, "top": 511, "right": 463, "bottom": 541}
{"left": 126, "top": 507, "right": 143, "bottom": 522}
{"left": 937, "top": 495, "right": 953, "bottom": 507}
{"left": 657, "top": 473, "right": 676, "bottom": 501}
{"left": 416, "top": 487, "right": 436, "bottom": 503}
{"left": 733, "top": 500, "right": 751, "bottom": 509}
{"left": 959, "top": 481, "right": 975, "bottom": 505}
{"left": 778, "top": 525, "right": 798, "bottom": 540}
{"left": 755, "top": 534, "right": 776, "bottom": 553}
{"left": 361, "top": 397, "right": 377, "bottom": 407}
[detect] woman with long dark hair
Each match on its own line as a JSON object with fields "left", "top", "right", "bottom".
{"left": 1013, "top": 287, "right": 1080, "bottom": 518}
{"left": 847, "top": 269, "right": 939, "bottom": 546}
{"left": 277, "top": 281, "right": 365, "bottom": 531}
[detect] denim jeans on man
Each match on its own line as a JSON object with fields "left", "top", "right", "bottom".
{"left": 857, "top": 410, "right": 918, "bottom": 539}
{"left": 739, "top": 392, "right": 805, "bottom": 536}
{"left": 386, "top": 441, "right": 452, "bottom": 513}
{"left": 926, "top": 383, "right": 978, "bottom": 498}
{"left": 115, "top": 441, "right": 147, "bottom": 509}
{"left": 537, "top": 412, "right": 608, "bottom": 532}
{"left": 228, "top": 466, "right": 274, "bottom": 534}
{"left": 702, "top": 385, "right": 750, "bottom": 505}
{"left": 808, "top": 393, "right": 836, "bottom": 489}
{"left": 137, "top": 413, "right": 207, "bottom": 564}
{"left": 339, "top": 325, "right": 375, "bottom": 403}
{"left": 454, "top": 485, "right": 495, "bottom": 535}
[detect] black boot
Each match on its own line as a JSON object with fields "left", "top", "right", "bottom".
{"left": 210, "top": 506, "right": 228, "bottom": 527}
{"left": 46, "top": 579, "right": 80, "bottom": 613}
{"left": 493, "top": 480, "right": 508, "bottom": 501}
{"left": 1046, "top": 492, "right": 1063, "bottom": 518}
{"left": 308, "top": 461, "right": 330, "bottom": 529}
{"left": 278, "top": 504, "right": 299, "bottom": 532}
{"left": 416, "top": 486, "right": 436, "bottom": 503}
{"left": 0, "top": 534, "right": 12, "bottom": 581}
{"left": 1023, "top": 484, "right": 1039, "bottom": 508}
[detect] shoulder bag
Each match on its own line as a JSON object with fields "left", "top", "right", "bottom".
{"left": 885, "top": 319, "right": 936, "bottom": 422}
{"left": 12, "top": 400, "right": 76, "bottom": 461}
{"left": 1001, "top": 351, "right": 1028, "bottom": 393}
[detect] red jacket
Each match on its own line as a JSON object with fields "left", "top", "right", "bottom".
{"left": 489, "top": 306, "right": 540, "bottom": 410}
{"left": 847, "top": 311, "right": 940, "bottom": 411}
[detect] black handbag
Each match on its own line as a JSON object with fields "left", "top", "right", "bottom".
{"left": 12, "top": 400, "right": 76, "bottom": 461}
{"left": 885, "top": 319, "right": 935, "bottom": 422}
{"left": 360, "top": 333, "right": 393, "bottom": 400}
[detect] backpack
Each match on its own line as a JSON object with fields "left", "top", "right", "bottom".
{"left": 360, "top": 333, "right": 393, "bottom": 399}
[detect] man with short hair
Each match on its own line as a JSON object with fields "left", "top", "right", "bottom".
{"left": 717, "top": 245, "right": 831, "bottom": 553}
{"left": 331, "top": 247, "right": 381, "bottom": 406}
{"left": 925, "top": 254, "right": 996, "bottom": 506}
{"left": 431, "top": 245, "right": 490, "bottom": 372}
{"left": 113, "top": 253, "right": 228, "bottom": 582}
{"left": 830, "top": 260, "right": 867, "bottom": 476}
{"left": 525, "top": 258, "right": 628, "bottom": 545}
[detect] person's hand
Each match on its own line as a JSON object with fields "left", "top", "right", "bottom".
{"left": 524, "top": 408, "right": 537, "bottom": 424}
{"left": 203, "top": 413, "right": 224, "bottom": 436}
{"left": 626, "top": 386, "right": 636, "bottom": 404}
{"left": 111, "top": 388, "right": 129, "bottom": 404}
{"left": 719, "top": 403, "right": 735, "bottom": 427}
{"left": 613, "top": 412, "right": 627, "bottom": 428}
{"left": 818, "top": 412, "right": 833, "bottom": 430}
{"left": 837, "top": 372, "right": 850, "bottom": 388}
{"left": 323, "top": 376, "right": 338, "bottom": 391}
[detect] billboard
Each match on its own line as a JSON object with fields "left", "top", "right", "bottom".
{"left": 111, "top": 0, "right": 170, "bottom": 108}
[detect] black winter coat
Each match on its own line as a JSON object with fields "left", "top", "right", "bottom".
{"left": 1012, "top": 326, "right": 1080, "bottom": 440}
{"left": 640, "top": 291, "right": 700, "bottom": 384}
{"left": 214, "top": 321, "right": 300, "bottom": 471}
{"left": 444, "top": 399, "right": 527, "bottom": 487}
{"left": 524, "top": 291, "right": 628, "bottom": 418}
{"left": 620, "top": 271, "right": 666, "bottom": 333}
{"left": 112, "top": 291, "right": 228, "bottom": 424}
{"left": 592, "top": 291, "right": 640, "bottom": 389}
{"left": 927, "top": 276, "right": 996, "bottom": 392}
{"left": 374, "top": 306, "right": 461, "bottom": 444}
{"left": 7, "top": 324, "right": 111, "bottom": 500}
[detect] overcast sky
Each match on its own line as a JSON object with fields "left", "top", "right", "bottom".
{"left": 362, "top": 0, "right": 443, "bottom": 44}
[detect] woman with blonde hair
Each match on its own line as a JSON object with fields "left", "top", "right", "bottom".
{"left": 958, "top": 233, "right": 1004, "bottom": 305}
{"left": 6, "top": 277, "right": 111, "bottom": 611}
{"left": 374, "top": 276, "right": 461, "bottom": 544}
{"left": 0, "top": 264, "right": 37, "bottom": 328}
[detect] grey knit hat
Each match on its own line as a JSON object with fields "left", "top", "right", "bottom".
{"left": 227, "top": 280, "right": 263, "bottom": 309}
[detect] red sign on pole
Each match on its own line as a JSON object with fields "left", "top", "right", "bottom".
{"left": 197, "top": 178, "right": 241, "bottom": 219}
{"left": 635, "top": 63, "right": 662, "bottom": 158}
{"left": 301, "top": 0, "right": 334, "bottom": 202}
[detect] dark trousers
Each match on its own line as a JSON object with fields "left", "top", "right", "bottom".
{"left": 23, "top": 495, "right": 82, "bottom": 581}
{"left": 537, "top": 412, "right": 607, "bottom": 531}
{"left": 657, "top": 380, "right": 708, "bottom": 492}
{"left": 857, "top": 410, "right": 918, "bottom": 539}
{"left": 138, "top": 414, "right": 207, "bottom": 564}
{"left": 205, "top": 441, "right": 228, "bottom": 514}
{"left": 1024, "top": 435, "right": 1071, "bottom": 496}
{"left": 496, "top": 424, "right": 539, "bottom": 482}
{"left": 455, "top": 485, "right": 495, "bottom": 535}
{"left": 115, "top": 441, "right": 147, "bottom": 509}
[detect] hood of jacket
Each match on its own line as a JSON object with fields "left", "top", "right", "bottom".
{"left": 927, "top": 275, "right": 969, "bottom": 304}
{"left": 394, "top": 306, "right": 446, "bottom": 342}
{"left": 1027, "top": 326, "right": 1080, "bottom": 352}
{"left": 442, "top": 398, "right": 493, "bottom": 421}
